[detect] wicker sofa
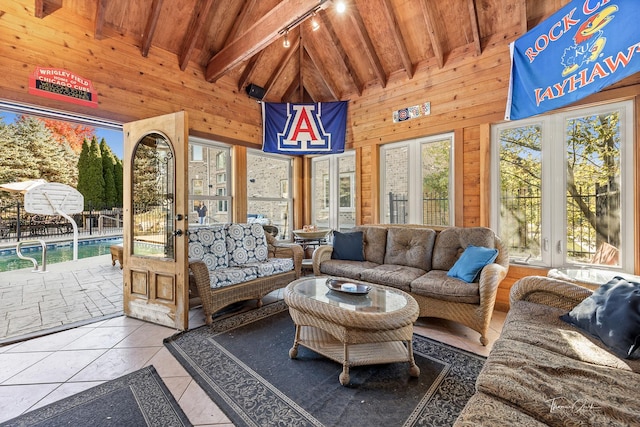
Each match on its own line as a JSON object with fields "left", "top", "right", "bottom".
{"left": 312, "top": 225, "right": 509, "bottom": 345}
{"left": 188, "top": 223, "right": 303, "bottom": 324}
{"left": 455, "top": 276, "right": 640, "bottom": 426}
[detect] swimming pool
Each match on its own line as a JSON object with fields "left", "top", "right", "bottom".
{"left": 0, "top": 237, "right": 123, "bottom": 272}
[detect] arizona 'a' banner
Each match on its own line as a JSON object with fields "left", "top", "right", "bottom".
{"left": 262, "top": 101, "right": 347, "bottom": 155}
{"left": 506, "top": 0, "right": 640, "bottom": 120}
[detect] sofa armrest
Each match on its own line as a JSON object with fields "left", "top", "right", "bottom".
{"left": 510, "top": 275, "right": 593, "bottom": 311}
{"left": 312, "top": 245, "right": 333, "bottom": 276}
{"left": 189, "top": 259, "right": 211, "bottom": 301}
{"left": 477, "top": 262, "right": 508, "bottom": 305}
{"left": 267, "top": 241, "right": 304, "bottom": 278}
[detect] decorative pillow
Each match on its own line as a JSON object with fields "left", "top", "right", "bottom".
{"left": 188, "top": 226, "right": 228, "bottom": 269}
{"left": 447, "top": 245, "right": 498, "bottom": 283}
{"left": 561, "top": 276, "right": 640, "bottom": 359}
{"left": 331, "top": 231, "right": 365, "bottom": 261}
{"left": 225, "top": 223, "right": 269, "bottom": 266}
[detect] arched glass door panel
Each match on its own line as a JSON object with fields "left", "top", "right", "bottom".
{"left": 131, "top": 132, "right": 175, "bottom": 258}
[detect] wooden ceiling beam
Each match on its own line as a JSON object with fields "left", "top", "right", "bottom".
{"left": 205, "top": 0, "right": 330, "bottom": 82}
{"left": 34, "top": 0, "right": 61, "bottom": 19}
{"left": 223, "top": 0, "right": 258, "bottom": 46}
{"left": 263, "top": 37, "right": 301, "bottom": 100}
{"left": 299, "top": 30, "right": 305, "bottom": 101}
{"left": 420, "top": 0, "right": 444, "bottom": 68}
{"left": 521, "top": 0, "right": 529, "bottom": 34}
{"left": 303, "top": 43, "right": 339, "bottom": 101}
{"left": 228, "top": 0, "right": 260, "bottom": 90}
{"left": 467, "top": 0, "right": 482, "bottom": 55}
{"left": 94, "top": 0, "right": 107, "bottom": 40}
{"left": 178, "top": 0, "right": 215, "bottom": 70}
{"left": 318, "top": 11, "right": 362, "bottom": 95}
{"left": 237, "top": 53, "right": 263, "bottom": 92}
{"left": 347, "top": 4, "right": 386, "bottom": 88}
{"left": 141, "top": 0, "right": 164, "bottom": 58}
{"left": 380, "top": 0, "right": 413, "bottom": 79}
{"left": 282, "top": 79, "right": 300, "bottom": 102}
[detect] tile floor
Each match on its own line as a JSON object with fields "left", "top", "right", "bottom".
{"left": 0, "top": 290, "right": 506, "bottom": 425}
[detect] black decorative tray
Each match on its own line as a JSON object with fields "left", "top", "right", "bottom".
{"left": 325, "top": 278, "right": 371, "bottom": 295}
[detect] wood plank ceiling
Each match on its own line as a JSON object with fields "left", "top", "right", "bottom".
{"left": 35, "top": 0, "right": 566, "bottom": 103}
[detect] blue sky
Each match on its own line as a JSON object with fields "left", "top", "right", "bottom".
{"left": 0, "top": 111, "right": 124, "bottom": 159}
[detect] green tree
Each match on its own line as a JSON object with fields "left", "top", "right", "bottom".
{"left": 114, "top": 157, "right": 123, "bottom": 208}
{"left": 499, "top": 111, "right": 621, "bottom": 256}
{"left": 77, "top": 136, "right": 105, "bottom": 209}
{"left": 100, "top": 138, "right": 118, "bottom": 208}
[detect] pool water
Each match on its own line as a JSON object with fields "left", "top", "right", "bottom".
{"left": 0, "top": 237, "right": 123, "bottom": 272}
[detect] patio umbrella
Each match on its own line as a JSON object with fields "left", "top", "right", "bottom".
{"left": 0, "top": 179, "right": 47, "bottom": 194}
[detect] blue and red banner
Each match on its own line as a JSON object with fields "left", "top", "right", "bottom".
{"left": 506, "top": 0, "right": 640, "bottom": 120}
{"left": 262, "top": 101, "right": 347, "bottom": 155}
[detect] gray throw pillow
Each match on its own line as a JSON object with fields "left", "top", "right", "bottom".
{"left": 561, "top": 276, "right": 640, "bottom": 359}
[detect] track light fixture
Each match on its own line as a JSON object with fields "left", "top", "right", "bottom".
{"left": 283, "top": 31, "right": 290, "bottom": 48}
{"left": 279, "top": 1, "right": 346, "bottom": 48}
{"left": 310, "top": 12, "right": 320, "bottom": 31}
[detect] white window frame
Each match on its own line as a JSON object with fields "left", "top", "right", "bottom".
{"left": 188, "top": 136, "right": 232, "bottom": 223}
{"left": 379, "top": 133, "right": 454, "bottom": 225}
{"left": 247, "top": 148, "right": 293, "bottom": 237}
{"left": 491, "top": 100, "right": 634, "bottom": 272}
{"left": 311, "top": 151, "right": 356, "bottom": 231}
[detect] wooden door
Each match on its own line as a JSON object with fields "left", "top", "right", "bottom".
{"left": 122, "top": 111, "right": 189, "bottom": 330}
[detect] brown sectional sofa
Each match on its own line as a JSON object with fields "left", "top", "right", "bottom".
{"left": 455, "top": 276, "right": 640, "bottom": 426}
{"left": 312, "top": 225, "right": 509, "bottom": 345}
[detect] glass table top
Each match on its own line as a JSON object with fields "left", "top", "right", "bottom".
{"left": 290, "top": 277, "right": 408, "bottom": 313}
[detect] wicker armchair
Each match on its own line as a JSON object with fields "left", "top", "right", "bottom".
{"left": 411, "top": 235, "right": 509, "bottom": 345}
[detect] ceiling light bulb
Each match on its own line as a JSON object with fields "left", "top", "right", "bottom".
{"left": 311, "top": 13, "right": 320, "bottom": 31}
{"left": 336, "top": 1, "right": 346, "bottom": 13}
{"left": 283, "top": 32, "right": 290, "bottom": 48}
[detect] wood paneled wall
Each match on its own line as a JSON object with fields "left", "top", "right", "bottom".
{"left": 2, "top": 1, "right": 639, "bottom": 311}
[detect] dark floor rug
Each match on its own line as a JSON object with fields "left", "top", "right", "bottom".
{"left": 164, "top": 301, "right": 485, "bottom": 427}
{"left": 1, "top": 365, "right": 191, "bottom": 427}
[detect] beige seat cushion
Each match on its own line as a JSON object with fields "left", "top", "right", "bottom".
{"left": 360, "top": 264, "right": 426, "bottom": 292}
{"left": 410, "top": 270, "right": 480, "bottom": 304}
{"left": 319, "top": 260, "right": 379, "bottom": 281}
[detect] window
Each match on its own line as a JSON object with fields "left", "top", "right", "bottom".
{"left": 247, "top": 149, "right": 292, "bottom": 239}
{"left": 191, "top": 145, "right": 203, "bottom": 161}
{"left": 192, "top": 179, "right": 203, "bottom": 195}
{"left": 339, "top": 172, "right": 355, "bottom": 210}
{"left": 216, "top": 152, "right": 225, "bottom": 168}
{"left": 311, "top": 152, "right": 356, "bottom": 231}
{"left": 217, "top": 188, "right": 227, "bottom": 212}
{"left": 380, "top": 134, "right": 453, "bottom": 225}
{"left": 491, "top": 101, "right": 634, "bottom": 272}
{"left": 188, "top": 137, "right": 231, "bottom": 224}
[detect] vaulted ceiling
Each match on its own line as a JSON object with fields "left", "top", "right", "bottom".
{"left": 35, "top": 0, "right": 567, "bottom": 103}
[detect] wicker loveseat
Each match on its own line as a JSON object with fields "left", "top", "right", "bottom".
{"left": 312, "top": 225, "right": 509, "bottom": 345}
{"left": 455, "top": 276, "right": 640, "bottom": 426}
{"left": 188, "top": 223, "right": 303, "bottom": 324}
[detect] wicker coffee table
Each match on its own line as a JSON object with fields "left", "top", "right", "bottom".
{"left": 284, "top": 277, "right": 420, "bottom": 385}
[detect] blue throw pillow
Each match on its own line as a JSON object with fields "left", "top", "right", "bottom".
{"left": 331, "top": 231, "right": 365, "bottom": 261}
{"left": 561, "top": 276, "right": 640, "bottom": 359}
{"left": 447, "top": 245, "right": 499, "bottom": 283}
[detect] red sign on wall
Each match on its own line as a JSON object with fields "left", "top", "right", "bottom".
{"left": 28, "top": 68, "right": 98, "bottom": 108}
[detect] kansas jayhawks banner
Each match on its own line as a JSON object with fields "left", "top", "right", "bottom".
{"left": 506, "top": 0, "right": 640, "bottom": 120}
{"left": 262, "top": 101, "right": 347, "bottom": 155}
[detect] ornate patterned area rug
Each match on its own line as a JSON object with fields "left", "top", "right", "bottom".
{"left": 0, "top": 366, "right": 191, "bottom": 427}
{"left": 164, "top": 301, "right": 485, "bottom": 427}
